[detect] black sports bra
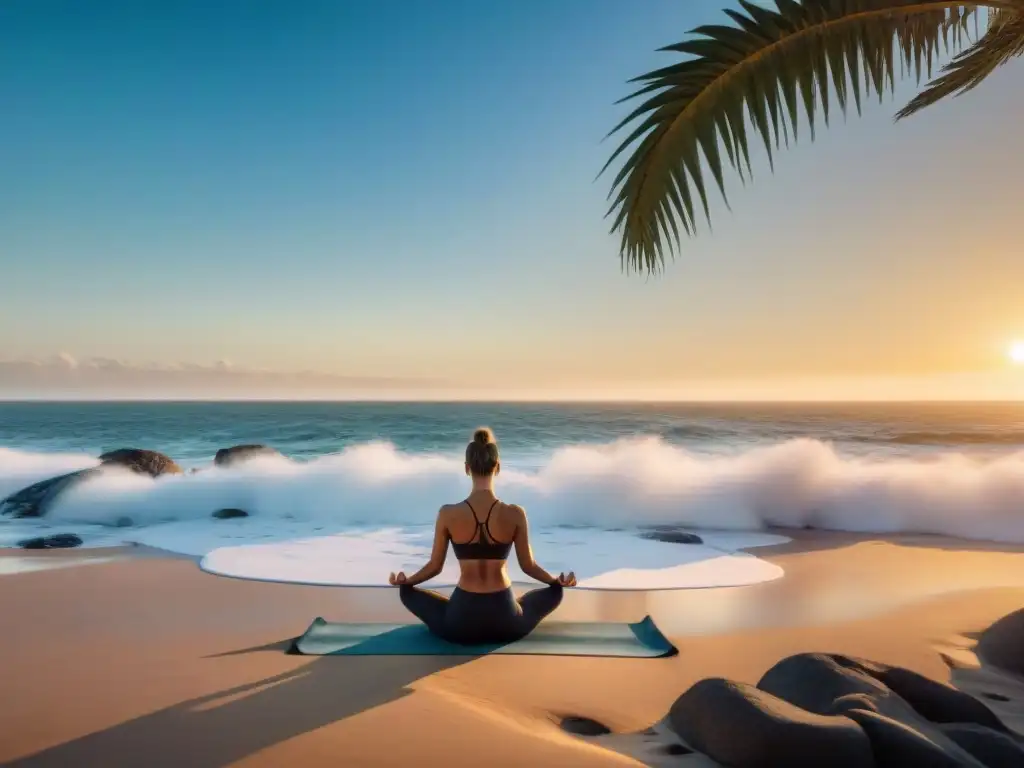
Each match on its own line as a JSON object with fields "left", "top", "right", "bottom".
{"left": 451, "top": 498, "right": 514, "bottom": 561}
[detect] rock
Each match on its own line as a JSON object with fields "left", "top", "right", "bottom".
{"left": 640, "top": 530, "right": 703, "bottom": 545}
{"left": 755, "top": 653, "right": 1005, "bottom": 766}
{"left": 938, "top": 723, "right": 1024, "bottom": 768}
{"left": 829, "top": 692, "right": 987, "bottom": 767}
{"left": 666, "top": 653, "right": 1013, "bottom": 767}
{"left": 212, "top": 508, "right": 248, "bottom": 519}
{"left": 758, "top": 653, "right": 1007, "bottom": 732}
{"left": 2, "top": 449, "right": 181, "bottom": 519}
{"left": 668, "top": 678, "right": 874, "bottom": 768}
{"left": 0, "top": 470, "right": 99, "bottom": 518}
{"left": 114, "top": 516, "right": 134, "bottom": 528}
{"left": 99, "top": 448, "right": 182, "bottom": 476}
{"left": 18, "top": 533, "right": 83, "bottom": 549}
{"left": 839, "top": 706, "right": 979, "bottom": 768}
{"left": 214, "top": 444, "right": 280, "bottom": 467}
{"left": 757, "top": 653, "right": 893, "bottom": 716}
{"left": 850, "top": 655, "right": 1009, "bottom": 732}
{"left": 977, "top": 607, "right": 1024, "bottom": 677}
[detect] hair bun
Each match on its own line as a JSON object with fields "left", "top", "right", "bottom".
{"left": 473, "top": 427, "right": 494, "bottom": 445}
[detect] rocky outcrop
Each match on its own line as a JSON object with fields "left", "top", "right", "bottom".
{"left": 670, "top": 678, "right": 874, "bottom": 767}
{"left": 18, "top": 533, "right": 83, "bottom": 549}
{"left": 98, "top": 449, "right": 182, "bottom": 476}
{"left": 640, "top": 530, "right": 703, "bottom": 545}
{"left": 667, "top": 652, "right": 1022, "bottom": 767}
{"left": 214, "top": 444, "right": 280, "bottom": 467}
{"left": 212, "top": 508, "right": 248, "bottom": 519}
{"left": 0, "top": 470, "right": 99, "bottom": 518}
{"left": 1, "top": 448, "right": 181, "bottom": 519}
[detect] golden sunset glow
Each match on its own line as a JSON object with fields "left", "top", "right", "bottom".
{"left": 1010, "top": 342, "right": 1024, "bottom": 365}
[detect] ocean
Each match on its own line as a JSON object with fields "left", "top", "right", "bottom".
{"left": 2, "top": 401, "right": 1024, "bottom": 584}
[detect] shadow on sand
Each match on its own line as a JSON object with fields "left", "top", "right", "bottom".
{"left": 7, "top": 644, "right": 478, "bottom": 768}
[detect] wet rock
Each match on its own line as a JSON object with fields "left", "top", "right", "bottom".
{"left": 0, "top": 470, "right": 98, "bottom": 518}
{"left": 640, "top": 530, "right": 703, "bottom": 545}
{"left": 214, "top": 444, "right": 280, "bottom": 467}
{"left": 212, "top": 508, "right": 248, "bottom": 519}
{"left": 2, "top": 449, "right": 181, "bottom": 519}
{"left": 18, "top": 533, "right": 83, "bottom": 549}
{"left": 99, "top": 449, "right": 182, "bottom": 476}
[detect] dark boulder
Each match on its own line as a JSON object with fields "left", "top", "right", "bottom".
{"left": 18, "top": 533, "right": 83, "bottom": 549}
{"left": 838, "top": 705, "right": 977, "bottom": 768}
{"left": 0, "top": 470, "right": 98, "bottom": 518}
{"left": 212, "top": 508, "right": 249, "bottom": 519}
{"left": 640, "top": 530, "right": 703, "bottom": 545}
{"left": 214, "top": 444, "right": 280, "bottom": 467}
{"left": 99, "top": 449, "right": 182, "bottom": 476}
{"left": 2, "top": 449, "right": 181, "bottom": 519}
{"left": 758, "top": 653, "right": 1007, "bottom": 733}
{"left": 668, "top": 677, "right": 874, "bottom": 768}
{"left": 977, "top": 607, "right": 1024, "bottom": 677}
{"left": 850, "top": 656, "right": 1008, "bottom": 732}
{"left": 667, "top": 652, "right": 1013, "bottom": 767}
{"left": 939, "top": 723, "right": 1024, "bottom": 768}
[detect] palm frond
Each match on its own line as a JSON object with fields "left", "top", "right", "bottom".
{"left": 604, "top": 1, "right": 1024, "bottom": 275}
{"left": 897, "top": 9, "right": 1024, "bottom": 117}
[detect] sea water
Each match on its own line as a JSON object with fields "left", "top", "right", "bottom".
{"left": 3, "top": 401, "right": 1024, "bottom": 587}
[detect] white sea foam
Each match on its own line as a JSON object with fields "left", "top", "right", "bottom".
{"left": 2, "top": 437, "right": 1024, "bottom": 548}
{"left": 199, "top": 528, "right": 787, "bottom": 591}
{"left": 0, "top": 447, "right": 98, "bottom": 499}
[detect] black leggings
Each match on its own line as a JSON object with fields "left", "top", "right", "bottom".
{"left": 399, "top": 584, "right": 564, "bottom": 645}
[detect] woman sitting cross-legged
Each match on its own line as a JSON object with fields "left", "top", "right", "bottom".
{"left": 388, "top": 427, "right": 576, "bottom": 645}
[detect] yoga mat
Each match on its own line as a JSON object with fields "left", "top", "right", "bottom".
{"left": 290, "top": 615, "right": 677, "bottom": 657}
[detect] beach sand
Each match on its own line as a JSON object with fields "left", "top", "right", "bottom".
{"left": 1, "top": 532, "right": 1023, "bottom": 767}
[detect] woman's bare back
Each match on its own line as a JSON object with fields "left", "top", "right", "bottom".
{"left": 443, "top": 493, "right": 520, "bottom": 592}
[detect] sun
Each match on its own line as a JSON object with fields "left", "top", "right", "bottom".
{"left": 1010, "top": 342, "right": 1024, "bottom": 365}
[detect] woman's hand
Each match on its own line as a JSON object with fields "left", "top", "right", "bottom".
{"left": 555, "top": 571, "right": 577, "bottom": 587}
{"left": 389, "top": 571, "right": 408, "bottom": 586}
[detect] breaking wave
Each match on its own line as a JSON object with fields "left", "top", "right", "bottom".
{"left": 1, "top": 437, "right": 1023, "bottom": 547}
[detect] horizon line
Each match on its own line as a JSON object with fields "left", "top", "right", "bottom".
{"left": 3, "top": 397, "right": 1024, "bottom": 406}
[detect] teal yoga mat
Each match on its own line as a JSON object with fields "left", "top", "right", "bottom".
{"left": 290, "top": 616, "right": 676, "bottom": 657}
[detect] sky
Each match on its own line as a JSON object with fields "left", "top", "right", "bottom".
{"left": 1, "top": 0, "right": 1023, "bottom": 400}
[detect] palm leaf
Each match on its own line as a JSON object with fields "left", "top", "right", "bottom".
{"left": 897, "top": 9, "right": 1024, "bottom": 117}
{"left": 604, "top": 1, "right": 1024, "bottom": 275}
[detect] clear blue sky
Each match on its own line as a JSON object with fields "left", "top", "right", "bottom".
{"left": 1, "top": 1, "right": 1022, "bottom": 399}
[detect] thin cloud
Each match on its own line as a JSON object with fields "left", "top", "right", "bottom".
{"left": 0, "top": 354, "right": 448, "bottom": 399}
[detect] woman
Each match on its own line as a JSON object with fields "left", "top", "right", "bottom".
{"left": 389, "top": 427, "right": 576, "bottom": 645}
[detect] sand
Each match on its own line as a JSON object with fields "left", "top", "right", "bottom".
{"left": 1, "top": 531, "right": 1023, "bottom": 767}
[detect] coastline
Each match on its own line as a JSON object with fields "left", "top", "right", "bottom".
{"left": 2, "top": 530, "right": 1023, "bottom": 766}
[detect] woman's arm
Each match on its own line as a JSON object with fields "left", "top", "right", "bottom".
{"left": 399, "top": 510, "right": 449, "bottom": 586}
{"left": 512, "top": 505, "right": 560, "bottom": 585}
